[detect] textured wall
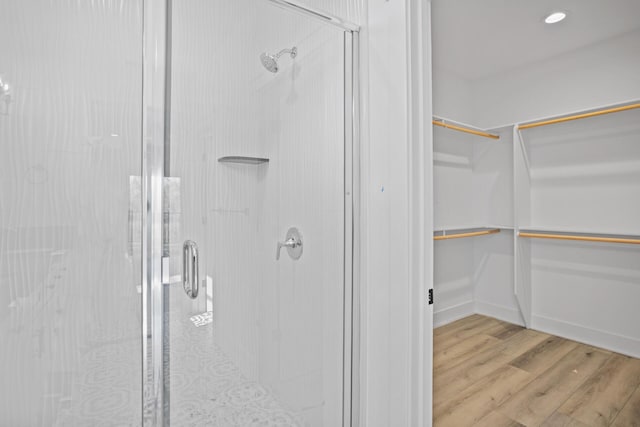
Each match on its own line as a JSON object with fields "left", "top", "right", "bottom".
{"left": 297, "top": 0, "right": 365, "bottom": 24}
{"left": 169, "top": 0, "right": 348, "bottom": 424}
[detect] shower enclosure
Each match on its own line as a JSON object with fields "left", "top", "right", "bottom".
{"left": 0, "top": 0, "right": 359, "bottom": 425}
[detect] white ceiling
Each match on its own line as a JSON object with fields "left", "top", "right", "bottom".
{"left": 432, "top": 0, "right": 640, "bottom": 80}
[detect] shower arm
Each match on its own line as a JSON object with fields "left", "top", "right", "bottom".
{"left": 274, "top": 47, "right": 297, "bottom": 59}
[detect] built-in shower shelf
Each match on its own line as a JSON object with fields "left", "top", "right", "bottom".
{"left": 218, "top": 156, "right": 269, "bottom": 165}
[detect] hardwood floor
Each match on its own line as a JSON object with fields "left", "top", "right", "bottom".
{"left": 433, "top": 315, "right": 640, "bottom": 427}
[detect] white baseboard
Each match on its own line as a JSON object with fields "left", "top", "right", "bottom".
{"left": 532, "top": 315, "right": 640, "bottom": 359}
{"left": 474, "top": 301, "right": 525, "bottom": 327}
{"left": 434, "top": 301, "right": 474, "bottom": 328}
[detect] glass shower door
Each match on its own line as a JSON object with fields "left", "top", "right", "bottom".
{"left": 0, "top": 1, "right": 144, "bottom": 425}
{"left": 164, "top": 0, "right": 353, "bottom": 425}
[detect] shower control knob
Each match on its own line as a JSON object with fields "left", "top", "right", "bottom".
{"left": 276, "top": 227, "right": 303, "bottom": 260}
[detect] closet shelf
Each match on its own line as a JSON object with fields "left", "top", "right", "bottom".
{"left": 434, "top": 228, "right": 500, "bottom": 241}
{"left": 519, "top": 230, "right": 640, "bottom": 245}
{"left": 519, "top": 226, "right": 640, "bottom": 237}
{"left": 432, "top": 117, "right": 500, "bottom": 140}
{"left": 518, "top": 102, "right": 640, "bottom": 130}
{"left": 218, "top": 156, "right": 269, "bottom": 165}
{"left": 435, "top": 225, "right": 513, "bottom": 232}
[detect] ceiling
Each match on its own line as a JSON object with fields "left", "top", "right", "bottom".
{"left": 432, "top": 0, "right": 640, "bottom": 80}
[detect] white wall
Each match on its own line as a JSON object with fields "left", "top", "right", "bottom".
{"left": 531, "top": 239, "right": 640, "bottom": 357}
{"left": 296, "top": 1, "right": 434, "bottom": 426}
{"left": 433, "top": 239, "right": 474, "bottom": 326}
{"left": 472, "top": 30, "right": 640, "bottom": 128}
{"left": 434, "top": 231, "right": 521, "bottom": 329}
{"left": 523, "top": 110, "right": 640, "bottom": 234}
{"left": 516, "top": 108, "right": 640, "bottom": 357}
{"left": 473, "top": 230, "right": 521, "bottom": 325}
{"left": 432, "top": 127, "right": 474, "bottom": 327}
{"left": 433, "top": 127, "right": 475, "bottom": 228}
{"left": 472, "top": 129, "right": 514, "bottom": 227}
{"left": 433, "top": 29, "right": 640, "bottom": 129}
{"left": 432, "top": 121, "right": 517, "bottom": 327}
{"left": 432, "top": 67, "right": 475, "bottom": 124}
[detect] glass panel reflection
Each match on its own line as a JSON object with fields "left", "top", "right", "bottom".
{"left": 0, "top": 1, "right": 143, "bottom": 425}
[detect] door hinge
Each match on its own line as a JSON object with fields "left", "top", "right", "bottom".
{"left": 428, "top": 289, "right": 434, "bottom": 305}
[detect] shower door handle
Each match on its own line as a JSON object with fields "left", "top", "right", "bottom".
{"left": 183, "top": 240, "right": 199, "bottom": 299}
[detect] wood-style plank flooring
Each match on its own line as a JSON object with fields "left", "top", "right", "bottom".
{"left": 434, "top": 315, "right": 640, "bottom": 427}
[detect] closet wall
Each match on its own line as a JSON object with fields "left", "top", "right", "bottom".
{"left": 515, "top": 109, "right": 640, "bottom": 357}
{"left": 433, "top": 11, "right": 640, "bottom": 357}
{"left": 433, "top": 122, "right": 519, "bottom": 327}
{"left": 472, "top": 29, "right": 640, "bottom": 129}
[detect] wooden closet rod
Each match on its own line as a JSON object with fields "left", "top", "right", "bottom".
{"left": 518, "top": 103, "right": 640, "bottom": 130}
{"left": 434, "top": 229, "right": 501, "bottom": 241}
{"left": 432, "top": 120, "right": 500, "bottom": 140}
{"left": 519, "top": 232, "right": 640, "bottom": 245}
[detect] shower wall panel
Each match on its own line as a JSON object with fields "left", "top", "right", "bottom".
{"left": 0, "top": 1, "right": 143, "bottom": 425}
{"left": 253, "top": 20, "right": 345, "bottom": 425}
{"left": 168, "top": 1, "right": 346, "bottom": 425}
{"left": 299, "top": 0, "right": 365, "bottom": 23}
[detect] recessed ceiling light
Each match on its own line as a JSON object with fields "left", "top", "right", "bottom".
{"left": 545, "top": 11, "right": 567, "bottom": 24}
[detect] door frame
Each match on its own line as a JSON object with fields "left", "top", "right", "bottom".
{"left": 141, "top": 1, "right": 361, "bottom": 425}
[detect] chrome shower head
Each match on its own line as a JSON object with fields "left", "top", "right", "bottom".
{"left": 260, "top": 53, "right": 279, "bottom": 73}
{"left": 260, "top": 47, "right": 297, "bottom": 73}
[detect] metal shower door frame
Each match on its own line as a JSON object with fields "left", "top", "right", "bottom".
{"left": 141, "top": 1, "right": 360, "bottom": 425}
